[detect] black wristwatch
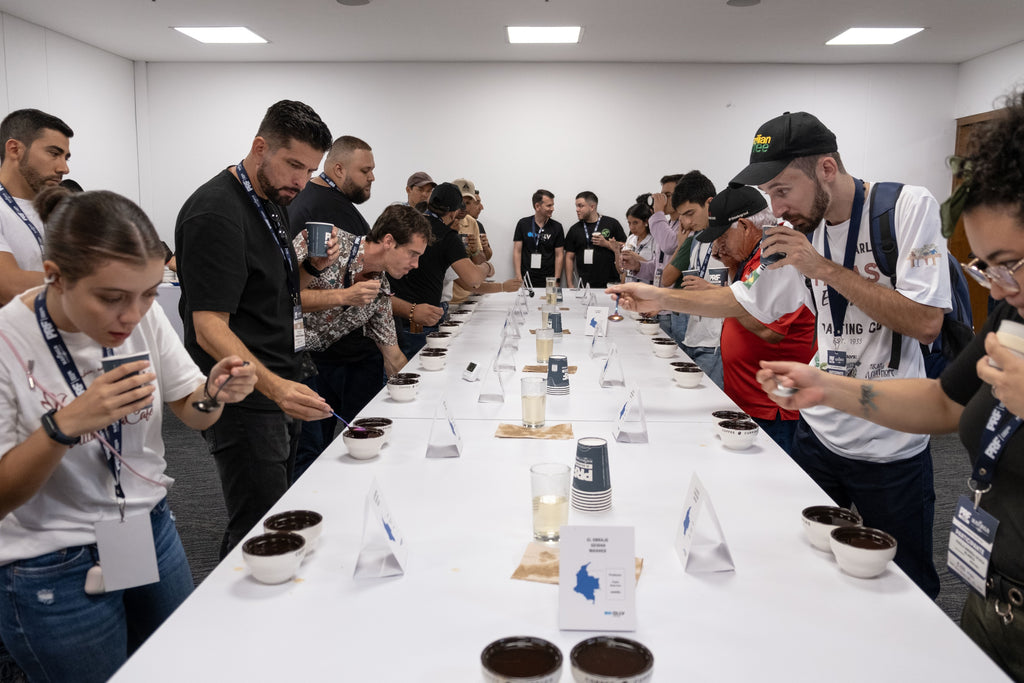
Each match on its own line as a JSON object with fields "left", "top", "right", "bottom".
{"left": 41, "top": 409, "right": 80, "bottom": 446}
{"left": 302, "top": 259, "right": 327, "bottom": 277}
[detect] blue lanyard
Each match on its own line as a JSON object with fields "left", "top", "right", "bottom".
{"left": 318, "top": 171, "right": 338, "bottom": 190}
{"left": 235, "top": 162, "right": 300, "bottom": 304}
{"left": 34, "top": 289, "right": 125, "bottom": 509}
{"left": 584, "top": 217, "right": 602, "bottom": 244}
{"left": 341, "top": 236, "right": 364, "bottom": 290}
{"left": 0, "top": 182, "right": 44, "bottom": 252}
{"left": 821, "top": 178, "right": 865, "bottom": 339}
{"left": 695, "top": 240, "right": 713, "bottom": 278}
{"left": 975, "top": 401, "right": 1023, "bottom": 489}
{"left": 530, "top": 219, "right": 544, "bottom": 249}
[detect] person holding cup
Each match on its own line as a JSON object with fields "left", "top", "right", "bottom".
{"left": 756, "top": 92, "right": 1024, "bottom": 679}
{"left": 0, "top": 187, "right": 257, "bottom": 682}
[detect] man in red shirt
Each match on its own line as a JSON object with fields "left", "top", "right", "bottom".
{"left": 695, "top": 185, "right": 816, "bottom": 452}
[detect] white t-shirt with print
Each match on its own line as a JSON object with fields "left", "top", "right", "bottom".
{"left": 730, "top": 183, "right": 951, "bottom": 463}
{"left": 0, "top": 195, "right": 45, "bottom": 272}
{"left": 0, "top": 290, "right": 204, "bottom": 565}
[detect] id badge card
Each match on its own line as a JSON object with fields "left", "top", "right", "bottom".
{"left": 94, "top": 513, "right": 160, "bottom": 591}
{"left": 530, "top": 253, "right": 542, "bottom": 270}
{"left": 293, "top": 305, "right": 306, "bottom": 352}
{"left": 947, "top": 495, "right": 999, "bottom": 597}
{"left": 583, "top": 248, "right": 594, "bottom": 265}
{"left": 826, "top": 349, "right": 846, "bottom": 375}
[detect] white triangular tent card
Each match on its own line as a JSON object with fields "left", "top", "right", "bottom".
{"left": 477, "top": 362, "right": 506, "bottom": 403}
{"left": 353, "top": 478, "right": 407, "bottom": 579}
{"left": 584, "top": 306, "right": 608, "bottom": 336}
{"left": 674, "top": 473, "right": 735, "bottom": 574}
{"left": 612, "top": 382, "right": 648, "bottom": 443}
{"left": 425, "top": 398, "right": 463, "bottom": 458}
{"left": 599, "top": 342, "right": 625, "bottom": 388}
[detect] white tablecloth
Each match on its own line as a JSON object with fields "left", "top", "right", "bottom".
{"left": 111, "top": 292, "right": 1007, "bottom": 682}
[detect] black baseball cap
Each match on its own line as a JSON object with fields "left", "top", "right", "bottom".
{"left": 429, "top": 182, "right": 466, "bottom": 213}
{"left": 695, "top": 185, "right": 769, "bottom": 243}
{"left": 730, "top": 112, "right": 838, "bottom": 186}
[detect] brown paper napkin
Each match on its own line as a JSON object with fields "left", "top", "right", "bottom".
{"left": 522, "top": 365, "right": 578, "bottom": 374}
{"left": 495, "top": 423, "right": 575, "bottom": 440}
{"left": 511, "top": 542, "right": 644, "bottom": 584}
{"left": 529, "top": 329, "right": 572, "bottom": 335}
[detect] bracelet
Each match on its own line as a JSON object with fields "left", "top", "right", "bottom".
{"left": 302, "top": 259, "right": 326, "bottom": 277}
{"left": 409, "top": 303, "right": 417, "bottom": 323}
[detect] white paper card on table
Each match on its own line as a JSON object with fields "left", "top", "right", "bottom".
{"left": 477, "top": 361, "right": 506, "bottom": 403}
{"left": 354, "top": 478, "right": 407, "bottom": 579}
{"left": 426, "top": 398, "right": 463, "bottom": 458}
{"left": 599, "top": 342, "right": 625, "bottom": 388}
{"left": 674, "top": 473, "right": 735, "bottom": 574}
{"left": 613, "top": 382, "right": 648, "bottom": 443}
{"left": 558, "top": 526, "right": 636, "bottom": 631}
{"left": 585, "top": 307, "right": 609, "bottom": 337}
{"left": 94, "top": 513, "right": 160, "bottom": 591}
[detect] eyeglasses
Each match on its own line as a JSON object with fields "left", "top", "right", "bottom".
{"left": 962, "top": 256, "right": 1024, "bottom": 294}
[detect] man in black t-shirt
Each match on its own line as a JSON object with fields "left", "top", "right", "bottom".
{"left": 390, "top": 182, "right": 494, "bottom": 358}
{"left": 513, "top": 189, "right": 564, "bottom": 287}
{"left": 287, "top": 135, "right": 393, "bottom": 480}
{"left": 175, "top": 100, "right": 335, "bottom": 557}
{"left": 564, "top": 190, "right": 626, "bottom": 288}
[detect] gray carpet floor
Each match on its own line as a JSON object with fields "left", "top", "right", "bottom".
{"left": 161, "top": 413, "right": 971, "bottom": 621}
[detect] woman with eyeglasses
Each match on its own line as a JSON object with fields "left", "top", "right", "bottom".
{"left": 756, "top": 91, "right": 1024, "bottom": 679}
{"left": 0, "top": 187, "right": 256, "bottom": 682}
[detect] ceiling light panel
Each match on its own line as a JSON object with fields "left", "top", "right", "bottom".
{"left": 826, "top": 27, "right": 924, "bottom": 45}
{"left": 507, "top": 26, "right": 582, "bottom": 44}
{"left": 173, "top": 27, "right": 268, "bottom": 44}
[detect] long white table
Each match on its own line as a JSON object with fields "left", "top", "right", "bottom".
{"left": 112, "top": 292, "right": 1008, "bottom": 682}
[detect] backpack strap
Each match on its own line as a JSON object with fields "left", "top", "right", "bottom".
{"left": 868, "top": 182, "right": 905, "bottom": 371}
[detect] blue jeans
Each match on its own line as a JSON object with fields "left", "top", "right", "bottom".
{"left": 0, "top": 499, "right": 193, "bottom": 683}
{"left": 294, "top": 351, "right": 386, "bottom": 482}
{"left": 205, "top": 405, "right": 301, "bottom": 557}
{"left": 681, "top": 344, "right": 724, "bottom": 390}
{"left": 790, "top": 419, "right": 940, "bottom": 599}
{"left": 751, "top": 414, "right": 798, "bottom": 455}
{"left": 669, "top": 311, "right": 689, "bottom": 346}
{"left": 658, "top": 312, "right": 674, "bottom": 339}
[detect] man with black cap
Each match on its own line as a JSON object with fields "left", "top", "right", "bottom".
{"left": 390, "top": 181, "right": 492, "bottom": 357}
{"left": 608, "top": 111, "right": 951, "bottom": 599}
{"left": 404, "top": 171, "right": 435, "bottom": 208}
{"left": 697, "top": 185, "right": 815, "bottom": 451}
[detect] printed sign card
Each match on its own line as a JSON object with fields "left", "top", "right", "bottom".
{"left": 674, "top": 473, "right": 735, "bottom": 574}
{"left": 585, "top": 307, "right": 609, "bottom": 337}
{"left": 599, "top": 343, "right": 626, "bottom": 388}
{"left": 425, "top": 399, "right": 463, "bottom": 458}
{"left": 354, "top": 478, "right": 407, "bottom": 579}
{"left": 558, "top": 526, "right": 636, "bottom": 631}
{"left": 612, "top": 383, "right": 648, "bottom": 443}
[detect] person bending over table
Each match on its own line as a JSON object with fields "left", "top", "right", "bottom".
{"left": 0, "top": 187, "right": 256, "bottom": 683}
{"left": 757, "top": 90, "right": 1024, "bottom": 680}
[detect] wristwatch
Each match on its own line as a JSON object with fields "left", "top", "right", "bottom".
{"left": 41, "top": 408, "right": 80, "bottom": 446}
{"left": 302, "top": 259, "right": 327, "bottom": 277}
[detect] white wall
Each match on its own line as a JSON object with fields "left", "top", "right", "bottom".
{"left": 141, "top": 61, "right": 957, "bottom": 278}
{"left": 955, "top": 40, "right": 1024, "bottom": 118}
{"left": 0, "top": 13, "right": 139, "bottom": 201}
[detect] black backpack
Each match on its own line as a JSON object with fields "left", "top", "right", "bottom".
{"left": 869, "top": 182, "right": 974, "bottom": 378}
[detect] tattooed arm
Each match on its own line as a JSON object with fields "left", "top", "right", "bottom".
{"left": 756, "top": 361, "right": 963, "bottom": 435}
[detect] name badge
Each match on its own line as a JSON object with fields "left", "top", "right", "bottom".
{"left": 947, "top": 496, "right": 999, "bottom": 597}
{"left": 293, "top": 305, "right": 306, "bottom": 352}
{"left": 94, "top": 513, "right": 160, "bottom": 591}
{"left": 826, "top": 349, "right": 846, "bottom": 375}
{"left": 530, "top": 253, "right": 542, "bottom": 270}
{"left": 583, "top": 248, "right": 594, "bottom": 265}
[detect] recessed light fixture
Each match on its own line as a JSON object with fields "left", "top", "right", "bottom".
{"left": 507, "top": 26, "right": 582, "bottom": 44}
{"left": 826, "top": 27, "right": 924, "bottom": 45}
{"left": 336, "top": 0, "right": 371, "bottom": 5}
{"left": 173, "top": 27, "right": 268, "bottom": 44}
{"left": 726, "top": 0, "right": 761, "bottom": 7}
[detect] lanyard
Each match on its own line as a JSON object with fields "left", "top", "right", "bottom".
{"left": 0, "top": 182, "right": 44, "bottom": 252}
{"left": 821, "top": 178, "right": 865, "bottom": 340}
{"left": 318, "top": 171, "right": 338, "bottom": 190}
{"left": 584, "top": 217, "right": 602, "bottom": 244}
{"left": 972, "top": 401, "right": 1024, "bottom": 505}
{"left": 34, "top": 289, "right": 126, "bottom": 514}
{"left": 341, "top": 235, "right": 364, "bottom": 290}
{"left": 530, "top": 219, "right": 544, "bottom": 249}
{"left": 694, "top": 240, "right": 713, "bottom": 278}
{"left": 736, "top": 244, "right": 762, "bottom": 282}
{"left": 235, "top": 162, "right": 301, "bottom": 305}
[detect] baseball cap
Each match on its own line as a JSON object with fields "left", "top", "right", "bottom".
{"left": 406, "top": 171, "right": 435, "bottom": 189}
{"left": 730, "top": 112, "right": 838, "bottom": 186}
{"left": 429, "top": 182, "right": 466, "bottom": 213}
{"left": 452, "top": 178, "right": 477, "bottom": 199}
{"left": 695, "top": 185, "right": 769, "bottom": 243}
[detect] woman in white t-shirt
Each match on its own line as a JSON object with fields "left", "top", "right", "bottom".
{"left": 0, "top": 187, "right": 255, "bottom": 682}
{"left": 619, "top": 202, "right": 655, "bottom": 284}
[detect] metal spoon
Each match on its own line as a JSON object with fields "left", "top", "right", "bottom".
{"left": 608, "top": 298, "right": 624, "bottom": 322}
